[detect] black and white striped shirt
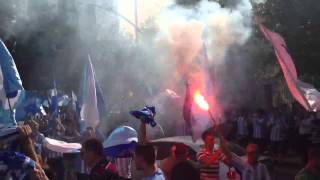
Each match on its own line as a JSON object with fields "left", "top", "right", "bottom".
{"left": 197, "top": 148, "right": 226, "bottom": 180}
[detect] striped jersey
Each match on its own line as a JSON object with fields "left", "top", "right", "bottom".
{"left": 252, "top": 118, "right": 266, "bottom": 139}
{"left": 43, "top": 137, "right": 63, "bottom": 159}
{"left": 32, "top": 132, "right": 46, "bottom": 155}
{"left": 269, "top": 117, "right": 287, "bottom": 142}
{"left": 197, "top": 148, "right": 226, "bottom": 180}
{"left": 230, "top": 154, "right": 271, "bottom": 180}
{"left": 114, "top": 157, "right": 132, "bottom": 178}
{"left": 236, "top": 117, "right": 248, "bottom": 136}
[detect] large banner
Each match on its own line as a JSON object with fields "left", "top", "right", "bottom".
{"left": 257, "top": 20, "right": 320, "bottom": 112}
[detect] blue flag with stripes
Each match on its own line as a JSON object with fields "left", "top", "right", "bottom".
{"left": 0, "top": 40, "right": 23, "bottom": 98}
{"left": 79, "top": 55, "right": 107, "bottom": 131}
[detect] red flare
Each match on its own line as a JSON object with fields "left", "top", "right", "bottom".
{"left": 193, "top": 90, "right": 209, "bottom": 111}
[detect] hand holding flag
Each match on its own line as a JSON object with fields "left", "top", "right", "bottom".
{"left": 130, "top": 106, "right": 157, "bottom": 127}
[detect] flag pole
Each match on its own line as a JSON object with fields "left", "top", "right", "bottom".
{"left": 208, "top": 110, "right": 223, "bottom": 138}
{"left": 7, "top": 97, "right": 16, "bottom": 125}
{"left": 208, "top": 110, "right": 216, "bottom": 131}
{"left": 208, "top": 110, "right": 214, "bottom": 123}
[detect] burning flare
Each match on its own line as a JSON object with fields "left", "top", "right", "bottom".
{"left": 193, "top": 90, "right": 209, "bottom": 111}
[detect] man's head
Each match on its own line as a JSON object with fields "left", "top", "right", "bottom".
{"left": 246, "top": 144, "right": 260, "bottom": 165}
{"left": 171, "top": 143, "right": 189, "bottom": 160}
{"left": 86, "top": 127, "right": 95, "bottom": 134}
{"left": 256, "top": 109, "right": 265, "bottom": 118}
{"left": 202, "top": 130, "right": 214, "bottom": 150}
{"left": 83, "top": 127, "right": 95, "bottom": 139}
{"left": 134, "top": 144, "right": 156, "bottom": 170}
{"left": 81, "top": 138, "right": 104, "bottom": 168}
{"left": 307, "top": 147, "right": 320, "bottom": 169}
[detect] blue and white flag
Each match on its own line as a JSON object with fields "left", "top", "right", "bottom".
{"left": 13, "top": 91, "right": 46, "bottom": 121}
{"left": 0, "top": 151, "right": 36, "bottom": 180}
{"left": 57, "top": 94, "right": 70, "bottom": 107}
{"left": 0, "top": 40, "right": 24, "bottom": 125}
{"left": 96, "top": 81, "right": 107, "bottom": 121}
{"left": 130, "top": 106, "right": 157, "bottom": 127}
{"left": 50, "top": 79, "right": 58, "bottom": 114}
{"left": 79, "top": 55, "right": 101, "bottom": 131}
{"left": 103, "top": 126, "right": 138, "bottom": 157}
{"left": 71, "top": 91, "right": 77, "bottom": 110}
{"left": 0, "top": 40, "right": 23, "bottom": 98}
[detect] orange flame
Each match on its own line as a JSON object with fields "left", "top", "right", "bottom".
{"left": 193, "top": 90, "right": 209, "bottom": 111}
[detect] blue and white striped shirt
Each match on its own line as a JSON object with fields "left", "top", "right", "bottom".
{"left": 230, "top": 154, "right": 271, "bottom": 180}
{"left": 114, "top": 157, "right": 132, "bottom": 178}
{"left": 252, "top": 118, "right": 266, "bottom": 139}
{"left": 269, "top": 117, "right": 287, "bottom": 142}
{"left": 236, "top": 117, "right": 248, "bottom": 137}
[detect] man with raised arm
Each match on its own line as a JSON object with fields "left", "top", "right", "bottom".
{"left": 197, "top": 130, "right": 228, "bottom": 180}
{"left": 222, "top": 141, "right": 271, "bottom": 180}
{"left": 132, "top": 106, "right": 165, "bottom": 180}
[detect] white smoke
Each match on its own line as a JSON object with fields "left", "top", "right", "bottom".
{"left": 140, "top": 0, "right": 254, "bottom": 137}
{"left": 155, "top": 0, "right": 252, "bottom": 65}
{"left": 1, "top": 0, "right": 257, "bottom": 137}
{"left": 252, "top": 0, "right": 268, "bottom": 4}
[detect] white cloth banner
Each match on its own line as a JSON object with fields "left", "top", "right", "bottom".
{"left": 44, "top": 137, "right": 81, "bottom": 153}
{"left": 258, "top": 19, "right": 320, "bottom": 112}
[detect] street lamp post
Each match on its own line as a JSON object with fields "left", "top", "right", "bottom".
{"left": 134, "top": 0, "right": 139, "bottom": 43}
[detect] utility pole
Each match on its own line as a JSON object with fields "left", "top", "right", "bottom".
{"left": 134, "top": 0, "right": 138, "bottom": 43}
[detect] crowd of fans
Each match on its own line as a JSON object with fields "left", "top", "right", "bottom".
{"left": 1, "top": 105, "right": 320, "bottom": 180}
{"left": 221, "top": 107, "right": 320, "bottom": 164}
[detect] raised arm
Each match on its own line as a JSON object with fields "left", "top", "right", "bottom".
{"left": 138, "top": 118, "right": 148, "bottom": 144}
{"left": 220, "top": 135, "right": 231, "bottom": 160}
{"left": 18, "top": 125, "right": 40, "bottom": 164}
{"left": 197, "top": 149, "right": 225, "bottom": 166}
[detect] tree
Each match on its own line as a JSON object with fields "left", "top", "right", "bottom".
{"left": 251, "top": 0, "right": 320, "bottom": 107}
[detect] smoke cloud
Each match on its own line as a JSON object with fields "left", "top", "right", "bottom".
{"left": 148, "top": 0, "right": 253, "bottom": 137}
{"left": 1, "top": 0, "right": 258, "bottom": 138}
